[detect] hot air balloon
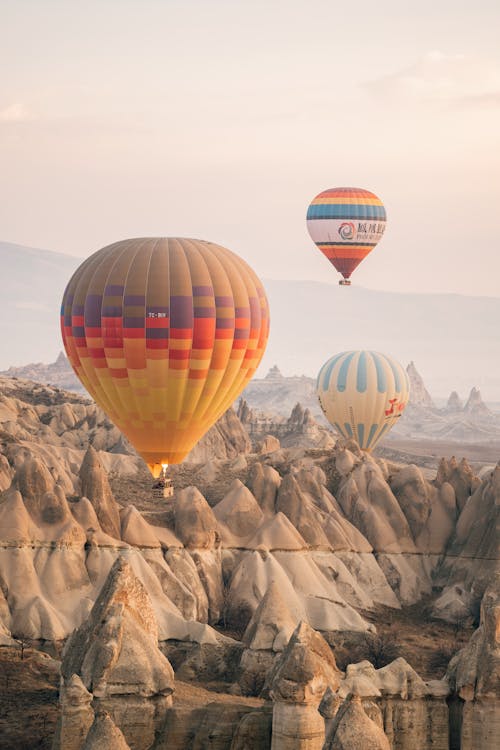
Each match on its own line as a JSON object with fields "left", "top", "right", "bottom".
{"left": 60, "top": 238, "right": 270, "bottom": 484}
{"left": 316, "top": 350, "right": 410, "bottom": 450}
{"left": 306, "top": 187, "right": 387, "bottom": 285}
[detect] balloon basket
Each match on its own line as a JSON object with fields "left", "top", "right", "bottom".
{"left": 151, "top": 476, "right": 174, "bottom": 501}
{"left": 339, "top": 279, "right": 351, "bottom": 286}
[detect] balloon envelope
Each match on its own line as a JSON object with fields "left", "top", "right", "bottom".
{"left": 61, "top": 238, "right": 270, "bottom": 476}
{"left": 306, "top": 187, "right": 387, "bottom": 280}
{"left": 316, "top": 350, "right": 409, "bottom": 450}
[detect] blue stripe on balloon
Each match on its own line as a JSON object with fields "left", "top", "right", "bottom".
{"left": 322, "top": 352, "right": 347, "bottom": 391}
{"left": 383, "top": 354, "right": 402, "bottom": 391}
{"left": 337, "top": 352, "right": 356, "bottom": 392}
{"left": 356, "top": 351, "right": 368, "bottom": 392}
{"left": 366, "top": 424, "right": 379, "bottom": 449}
{"left": 334, "top": 422, "right": 344, "bottom": 437}
{"left": 377, "top": 424, "right": 390, "bottom": 443}
{"left": 316, "top": 362, "right": 327, "bottom": 389}
{"left": 357, "top": 423, "right": 365, "bottom": 446}
{"left": 344, "top": 422, "right": 353, "bottom": 438}
{"left": 306, "top": 204, "right": 387, "bottom": 220}
{"left": 371, "top": 352, "right": 387, "bottom": 393}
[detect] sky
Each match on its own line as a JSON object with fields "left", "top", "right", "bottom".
{"left": 1, "top": 0, "right": 500, "bottom": 295}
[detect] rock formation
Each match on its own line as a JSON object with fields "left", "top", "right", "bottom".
{"left": 434, "top": 463, "right": 500, "bottom": 620}
{"left": 56, "top": 557, "right": 175, "bottom": 750}
{"left": 82, "top": 711, "right": 131, "bottom": 750}
{"left": 464, "top": 386, "right": 492, "bottom": 417}
{"left": 406, "top": 362, "right": 435, "bottom": 408}
{"left": 233, "top": 581, "right": 300, "bottom": 695}
{"left": 324, "top": 693, "right": 390, "bottom": 750}
{"left": 186, "top": 407, "right": 251, "bottom": 463}
{"left": 79, "top": 446, "right": 122, "bottom": 539}
{"left": 446, "top": 391, "right": 463, "bottom": 412}
{"left": 0, "top": 375, "right": 498, "bottom": 749}
{"left": 446, "top": 576, "right": 500, "bottom": 750}
{"left": 267, "top": 621, "right": 341, "bottom": 749}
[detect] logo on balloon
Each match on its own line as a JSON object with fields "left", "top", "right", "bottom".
{"left": 338, "top": 222, "right": 356, "bottom": 241}
{"left": 384, "top": 398, "right": 405, "bottom": 419}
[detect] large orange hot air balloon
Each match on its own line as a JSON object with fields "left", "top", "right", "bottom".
{"left": 306, "top": 187, "right": 387, "bottom": 285}
{"left": 61, "top": 238, "right": 269, "bottom": 477}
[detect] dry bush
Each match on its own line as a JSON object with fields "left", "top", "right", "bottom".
{"left": 428, "top": 641, "right": 462, "bottom": 676}
{"left": 334, "top": 630, "right": 402, "bottom": 670}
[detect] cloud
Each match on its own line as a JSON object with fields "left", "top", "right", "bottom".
{"left": 364, "top": 52, "right": 500, "bottom": 108}
{"left": 0, "top": 103, "right": 34, "bottom": 122}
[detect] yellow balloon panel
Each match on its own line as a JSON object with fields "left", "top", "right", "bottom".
{"left": 61, "top": 238, "right": 270, "bottom": 476}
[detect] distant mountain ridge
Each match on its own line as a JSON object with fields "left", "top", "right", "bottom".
{"left": 0, "top": 241, "right": 82, "bottom": 368}
{"left": 1, "top": 240, "right": 499, "bottom": 398}
{"left": 4, "top": 352, "right": 498, "bottom": 447}
{"left": 1, "top": 351, "right": 86, "bottom": 394}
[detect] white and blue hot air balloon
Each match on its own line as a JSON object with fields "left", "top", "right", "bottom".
{"left": 316, "top": 350, "right": 410, "bottom": 450}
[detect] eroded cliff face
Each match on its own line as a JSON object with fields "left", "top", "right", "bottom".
{"left": 0, "top": 376, "right": 498, "bottom": 749}
{"left": 446, "top": 576, "right": 500, "bottom": 750}
{"left": 0, "top": 401, "right": 494, "bottom": 643}
{"left": 54, "top": 557, "right": 174, "bottom": 750}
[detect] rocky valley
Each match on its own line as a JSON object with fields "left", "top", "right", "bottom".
{"left": 0, "top": 374, "right": 498, "bottom": 749}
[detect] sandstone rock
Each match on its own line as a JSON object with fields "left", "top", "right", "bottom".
{"left": 390, "top": 464, "right": 456, "bottom": 553}
{"left": 233, "top": 581, "right": 301, "bottom": 696}
{"left": 12, "top": 454, "right": 55, "bottom": 522}
{"left": 464, "top": 386, "right": 492, "bottom": 417}
{"left": 446, "top": 576, "right": 500, "bottom": 750}
{"left": 60, "top": 557, "right": 174, "bottom": 748}
{"left": 446, "top": 390, "right": 463, "bottom": 412}
{"left": 192, "top": 703, "right": 259, "bottom": 749}
{"left": 436, "top": 464, "right": 500, "bottom": 613}
{"left": 267, "top": 621, "right": 341, "bottom": 705}
{"left": 186, "top": 407, "right": 251, "bottom": 462}
{"left": 247, "top": 462, "right": 281, "bottom": 516}
{"left": 276, "top": 473, "right": 330, "bottom": 548}
{"left": 336, "top": 455, "right": 416, "bottom": 555}
{"left": 61, "top": 557, "right": 173, "bottom": 692}
{"left": 120, "top": 505, "right": 161, "bottom": 548}
{"left": 174, "top": 486, "right": 219, "bottom": 549}
{"left": 79, "top": 446, "right": 121, "bottom": 540}
{"left": 243, "top": 581, "right": 298, "bottom": 652}
{"left": 435, "top": 456, "right": 479, "bottom": 512}
{"left": 0, "top": 488, "right": 42, "bottom": 543}
{"left": 324, "top": 694, "right": 390, "bottom": 750}
{"left": 53, "top": 674, "right": 94, "bottom": 750}
{"left": 0, "top": 453, "right": 12, "bottom": 491}
{"left": 213, "top": 480, "right": 264, "bottom": 540}
{"left": 182, "top": 547, "right": 223, "bottom": 625}
{"left": 0, "top": 610, "right": 15, "bottom": 645}
{"left": 164, "top": 547, "right": 209, "bottom": 622}
{"left": 82, "top": 710, "right": 131, "bottom": 750}
{"left": 246, "top": 512, "right": 307, "bottom": 551}
{"left": 259, "top": 435, "right": 281, "bottom": 454}
{"left": 333, "top": 658, "right": 449, "bottom": 750}
{"left": 272, "top": 702, "right": 325, "bottom": 750}
{"left": 407, "top": 362, "right": 435, "bottom": 408}
{"left": 230, "top": 708, "right": 272, "bottom": 749}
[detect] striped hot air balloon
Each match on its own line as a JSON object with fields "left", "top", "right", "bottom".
{"left": 306, "top": 187, "right": 387, "bottom": 285}
{"left": 61, "top": 238, "right": 269, "bottom": 477}
{"left": 316, "top": 350, "right": 410, "bottom": 450}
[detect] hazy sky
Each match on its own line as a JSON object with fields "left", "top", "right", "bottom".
{"left": 2, "top": 0, "right": 500, "bottom": 295}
